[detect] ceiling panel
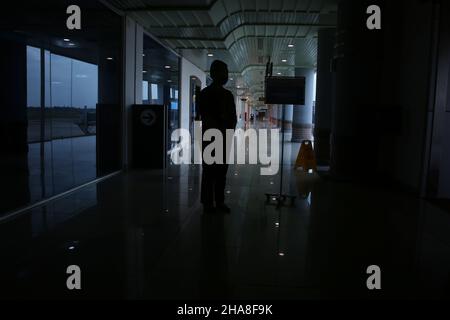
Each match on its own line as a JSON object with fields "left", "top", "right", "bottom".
{"left": 105, "top": 0, "right": 337, "bottom": 100}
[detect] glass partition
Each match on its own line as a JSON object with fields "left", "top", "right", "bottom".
{"left": 0, "top": 0, "right": 122, "bottom": 216}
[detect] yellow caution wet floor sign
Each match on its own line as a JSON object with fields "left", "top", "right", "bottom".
{"left": 295, "top": 140, "right": 317, "bottom": 172}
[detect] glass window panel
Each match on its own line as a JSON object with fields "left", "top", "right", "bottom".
{"left": 27, "top": 46, "right": 41, "bottom": 144}
{"left": 72, "top": 57, "right": 98, "bottom": 186}
{"left": 143, "top": 81, "right": 149, "bottom": 101}
{"left": 151, "top": 83, "right": 159, "bottom": 101}
{"left": 0, "top": 0, "right": 122, "bottom": 217}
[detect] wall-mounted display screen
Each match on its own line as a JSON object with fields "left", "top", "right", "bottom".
{"left": 265, "top": 76, "right": 306, "bottom": 105}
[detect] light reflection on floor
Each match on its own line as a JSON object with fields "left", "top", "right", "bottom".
{"left": 1, "top": 129, "right": 450, "bottom": 299}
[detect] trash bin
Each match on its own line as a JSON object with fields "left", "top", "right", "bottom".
{"left": 132, "top": 104, "right": 166, "bottom": 169}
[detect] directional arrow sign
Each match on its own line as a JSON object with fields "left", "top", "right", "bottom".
{"left": 140, "top": 109, "right": 156, "bottom": 127}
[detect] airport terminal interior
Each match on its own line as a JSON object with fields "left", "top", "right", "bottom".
{"left": 1, "top": 0, "right": 450, "bottom": 299}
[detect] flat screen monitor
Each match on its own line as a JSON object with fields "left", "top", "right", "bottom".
{"left": 265, "top": 76, "right": 306, "bottom": 105}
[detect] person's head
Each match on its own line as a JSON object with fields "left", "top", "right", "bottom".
{"left": 210, "top": 60, "right": 228, "bottom": 86}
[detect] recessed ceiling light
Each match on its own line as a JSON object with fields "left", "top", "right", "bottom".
{"left": 208, "top": 53, "right": 214, "bottom": 57}
{"left": 63, "top": 38, "right": 70, "bottom": 42}
{"left": 288, "top": 44, "right": 294, "bottom": 48}
{"left": 277, "top": 72, "right": 282, "bottom": 75}
{"left": 106, "top": 57, "right": 113, "bottom": 60}
{"left": 282, "top": 59, "right": 287, "bottom": 63}
{"left": 143, "top": 70, "right": 147, "bottom": 73}
{"left": 164, "top": 65, "right": 171, "bottom": 69}
{"left": 68, "top": 42, "right": 75, "bottom": 46}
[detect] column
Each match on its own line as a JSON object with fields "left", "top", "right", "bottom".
{"left": 330, "top": 0, "right": 385, "bottom": 178}
{"left": 314, "top": 28, "right": 336, "bottom": 165}
{"left": 123, "top": 17, "right": 144, "bottom": 169}
{"left": 291, "top": 68, "right": 315, "bottom": 142}
{"left": 284, "top": 104, "right": 293, "bottom": 132}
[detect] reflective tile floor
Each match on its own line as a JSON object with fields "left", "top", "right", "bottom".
{"left": 1, "top": 140, "right": 450, "bottom": 299}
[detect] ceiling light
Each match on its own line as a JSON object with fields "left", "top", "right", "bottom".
{"left": 167, "top": 80, "right": 172, "bottom": 83}
{"left": 277, "top": 72, "right": 282, "bottom": 75}
{"left": 143, "top": 70, "right": 147, "bottom": 73}
{"left": 63, "top": 38, "right": 70, "bottom": 42}
{"left": 142, "top": 54, "right": 145, "bottom": 57}
{"left": 208, "top": 53, "right": 214, "bottom": 57}
{"left": 68, "top": 42, "right": 75, "bottom": 46}
{"left": 106, "top": 57, "right": 113, "bottom": 60}
{"left": 288, "top": 44, "right": 294, "bottom": 48}
{"left": 282, "top": 59, "right": 287, "bottom": 63}
{"left": 164, "top": 65, "right": 171, "bottom": 69}
{"left": 237, "top": 86, "right": 240, "bottom": 88}
{"left": 230, "top": 78, "right": 234, "bottom": 81}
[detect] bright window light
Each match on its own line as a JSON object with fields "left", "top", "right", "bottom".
{"left": 143, "top": 81, "right": 148, "bottom": 100}
{"left": 151, "top": 83, "right": 158, "bottom": 100}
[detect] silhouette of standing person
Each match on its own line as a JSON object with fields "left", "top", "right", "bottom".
{"left": 198, "top": 60, "right": 237, "bottom": 213}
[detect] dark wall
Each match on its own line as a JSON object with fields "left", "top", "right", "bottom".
{"left": 331, "top": 0, "right": 434, "bottom": 192}
{"left": 0, "top": 40, "right": 30, "bottom": 213}
{"left": 425, "top": 0, "right": 450, "bottom": 199}
{"left": 389, "top": 0, "right": 434, "bottom": 192}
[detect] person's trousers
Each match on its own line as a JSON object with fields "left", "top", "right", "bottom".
{"left": 201, "top": 163, "right": 229, "bottom": 206}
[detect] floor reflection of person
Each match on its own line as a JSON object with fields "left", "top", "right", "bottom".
{"left": 198, "top": 60, "right": 237, "bottom": 213}
{"left": 199, "top": 213, "right": 229, "bottom": 298}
